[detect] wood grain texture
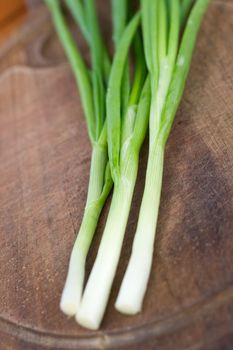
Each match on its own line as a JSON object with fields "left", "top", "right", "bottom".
{"left": 0, "top": 1, "right": 233, "bottom": 349}
{"left": 0, "top": 0, "right": 25, "bottom": 25}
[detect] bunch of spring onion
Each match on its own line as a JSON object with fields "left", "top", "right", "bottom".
{"left": 46, "top": 0, "right": 210, "bottom": 330}
{"left": 45, "top": 0, "right": 149, "bottom": 322}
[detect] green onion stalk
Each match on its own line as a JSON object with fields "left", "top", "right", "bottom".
{"left": 76, "top": 11, "right": 150, "bottom": 329}
{"left": 45, "top": 0, "right": 112, "bottom": 316}
{"left": 116, "top": 0, "right": 210, "bottom": 315}
{"left": 111, "top": 0, "right": 130, "bottom": 117}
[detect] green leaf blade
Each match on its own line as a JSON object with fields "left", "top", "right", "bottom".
{"left": 106, "top": 12, "right": 141, "bottom": 180}
{"left": 45, "top": 0, "right": 96, "bottom": 142}
{"left": 65, "top": 0, "right": 90, "bottom": 43}
{"left": 161, "top": 0, "right": 210, "bottom": 144}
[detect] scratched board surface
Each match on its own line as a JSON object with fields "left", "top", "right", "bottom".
{"left": 0, "top": 1, "right": 233, "bottom": 350}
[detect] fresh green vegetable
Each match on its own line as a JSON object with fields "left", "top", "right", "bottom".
{"left": 65, "top": 0, "right": 111, "bottom": 81}
{"left": 46, "top": 0, "right": 210, "bottom": 330}
{"left": 111, "top": 0, "right": 131, "bottom": 118}
{"left": 180, "top": 0, "right": 194, "bottom": 26}
{"left": 45, "top": 0, "right": 112, "bottom": 316}
{"left": 65, "top": 0, "right": 90, "bottom": 44}
{"left": 76, "top": 12, "right": 150, "bottom": 330}
{"left": 115, "top": 0, "right": 210, "bottom": 315}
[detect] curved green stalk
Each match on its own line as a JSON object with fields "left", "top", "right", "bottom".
{"left": 84, "top": 0, "right": 106, "bottom": 139}
{"left": 66, "top": 0, "right": 110, "bottom": 139}
{"left": 65, "top": 0, "right": 111, "bottom": 82}
{"left": 65, "top": 0, "right": 90, "bottom": 43}
{"left": 45, "top": 0, "right": 95, "bottom": 143}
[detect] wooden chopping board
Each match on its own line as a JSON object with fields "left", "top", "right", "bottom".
{"left": 0, "top": 1, "right": 233, "bottom": 349}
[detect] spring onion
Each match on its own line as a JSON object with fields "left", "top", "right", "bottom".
{"left": 45, "top": 0, "right": 112, "bottom": 316}
{"left": 115, "top": 0, "right": 210, "bottom": 315}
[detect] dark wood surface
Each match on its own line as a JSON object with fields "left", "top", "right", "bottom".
{"left": 0, "top": 1, "right": 233, "bottom": 349}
